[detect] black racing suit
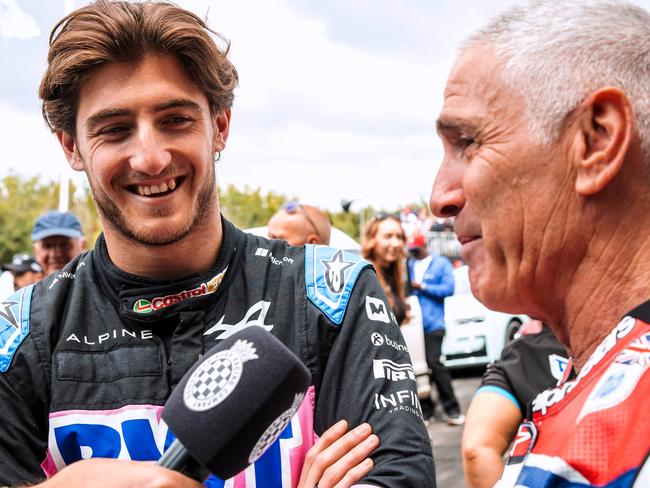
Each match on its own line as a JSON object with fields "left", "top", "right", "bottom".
{"left": 478, "top": 324, "right": 568, "bottom": 415}
{"left": 0, "top": 218, "right": 434, "bottom": 487}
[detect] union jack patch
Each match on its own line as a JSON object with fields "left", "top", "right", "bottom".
{"left": 616, "top": 333, "right": 650, "bottom": 366}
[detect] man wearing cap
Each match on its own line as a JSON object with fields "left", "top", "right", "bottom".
{"left": 31, "top": 210, "right": 86, "bottom": 276}
{"left": 267, "top": 201, "right": 332, "bottom": 246}
{"left": 1, "top": 254, "right": 43, "bottom": 294}
{"left": 407, "top": 233, "right": 463, "bottom": 425}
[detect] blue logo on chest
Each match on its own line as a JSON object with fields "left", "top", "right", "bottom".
{"left": 0, "top": 286, "right": 33, "bottom": 372}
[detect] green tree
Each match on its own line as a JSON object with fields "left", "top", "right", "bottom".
{"left": 0, "top": 174, "right": 59, "bottom": 264}
{"left": 329, "top": 209, "right": 360, "bottom": 242}
{"left": 218, "top": 184, "right": 286, "bottom": 229}
{"left": 0, "top": 173, "right": 101, "bottom": 264}
{"left": 0, "top": 173, "right": 408, "bottom": 265}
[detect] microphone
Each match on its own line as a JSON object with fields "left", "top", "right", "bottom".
{"left": 158, "top": 326, "right": 311, "bottom": 481}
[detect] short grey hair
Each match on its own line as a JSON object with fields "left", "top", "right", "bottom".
{"left": 463, "top": 0, "right": 650, "bottom": 156}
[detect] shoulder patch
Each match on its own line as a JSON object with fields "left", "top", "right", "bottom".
{"left": 548, "top": 354, "right": 569, "bottom": 381}
{"left": 305, "top": 245, "right": 370, "bottom": 325}
{"left": 0, "top": 285, "right": 33, "bottom": 372}
{"left": 577, "top": 356, "right": 647, "bottom": 422}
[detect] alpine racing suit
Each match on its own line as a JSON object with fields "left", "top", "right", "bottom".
{"left": 497, "top": 302, "right": 650, "bottom": 487}
{"left": 0, "top": 218, "right": 434, "bottom": 487}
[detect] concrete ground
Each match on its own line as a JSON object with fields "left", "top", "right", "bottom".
{"left": 426, "top": 368, "right": 483, "bottom": 488}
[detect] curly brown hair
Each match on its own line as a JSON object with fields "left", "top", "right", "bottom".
{"left": 39, "top": 0, "right": 238, "bottom": 135}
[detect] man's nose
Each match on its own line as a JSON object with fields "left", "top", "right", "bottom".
{"left": 129, "top": 125, "right": 172, "bottom": 175}
{"left": 429, "top": 158, "right": 466, "bottom": 218}
{"left": 49, "top": 245, "right": 65, "bottom": 258}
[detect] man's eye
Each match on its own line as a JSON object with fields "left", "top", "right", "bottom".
{"left": 165, "top": 116, "right": 192, "bottom": 125}
{"left": 100, "top": 125, "right": 129, "bottom": 136}
{"left": 456, "top": 137, "right": 475, "bottom": 148}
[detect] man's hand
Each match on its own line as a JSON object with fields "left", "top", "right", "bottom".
{"left": 38, "top": 458, "right": 203, "bottom": 487}
{"left": 411, "top": 281, "right": 422, "bottom": 290}
{"left": 298, "top": 420, "right": 379, "bottom": 488}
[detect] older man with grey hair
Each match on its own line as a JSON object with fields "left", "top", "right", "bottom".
{"left": 430, "top": 0, "right": 650, "bottom": 486}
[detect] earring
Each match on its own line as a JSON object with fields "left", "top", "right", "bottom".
{"left": 214, "top": 152, "right": 221, "bottom": 163}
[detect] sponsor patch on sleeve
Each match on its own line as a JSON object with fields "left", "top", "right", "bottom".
{"left": 0, "top": 285, "right": 34, "bottom": 372}
{"left": 304, "top": 245, "right": 370, "bottom": 325}
{"left": 548, "top": 353, "right": 569, "bottom": 381}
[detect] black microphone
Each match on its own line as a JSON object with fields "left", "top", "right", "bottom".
{"left": 158, "top": 325, "right": 311, "bottom": 481}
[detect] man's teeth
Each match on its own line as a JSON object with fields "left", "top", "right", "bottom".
{"left": 137, "top": 178, "right": 177, "bottom": 196}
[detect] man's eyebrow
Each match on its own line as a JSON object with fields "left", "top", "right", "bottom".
{"left": 154, "top": 98, "right": 202, "bottom": 112}
{"left": 85, "top": 108, "right": 132, "bottom": 131}
{"left": 436, "top": 116, "right": 475, "bottom": 136}
{"left": 85, "top": 99, "right": 203, "bottom": 131}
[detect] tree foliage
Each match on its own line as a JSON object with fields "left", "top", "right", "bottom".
{"left": 218, "top": 184, "right": 287, "bottom": 230}
{"left": 0, "top": 173, "right": 99, "bottom": 264}
{"left": 0, "top": 174, "right": 60, "bottom": 264}
{"left": 0, "top": 173, "right": 407, "bottom": 265}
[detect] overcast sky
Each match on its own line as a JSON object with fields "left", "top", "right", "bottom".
{"left": 2, "top": 0, "right": 650, "bottom": 211}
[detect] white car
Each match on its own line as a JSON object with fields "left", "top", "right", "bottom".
{"left": 442, "top": 266, "right": 528, "bottom": 369}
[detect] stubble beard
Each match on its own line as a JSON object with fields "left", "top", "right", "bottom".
{"left": 87, "top": 162, "right": 217, "bottom": 247}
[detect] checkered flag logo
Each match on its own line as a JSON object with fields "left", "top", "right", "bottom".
{"left": 248, "top": 392, "right": 305, "bottom": 463}
{"left": 184, "top": 340, "right": 259, "bottom": 411}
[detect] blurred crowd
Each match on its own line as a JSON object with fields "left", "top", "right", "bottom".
{"left": 0, "top": 210, "right": 85, "bottom": 299}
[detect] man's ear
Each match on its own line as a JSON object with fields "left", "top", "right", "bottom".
{"left": 306, "top": 235, "right": 321, "bottom": 245}
{"left": 57, "top": 131, "right": 84, "bottom": 171}
{"left": 213, "top": 109, "right": 231, "bottom": 153}
{"left": 572, "top": 87, "right": 633, "bottom": 196}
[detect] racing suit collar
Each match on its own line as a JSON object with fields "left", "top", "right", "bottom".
{"left": 625, "top": 300, "right": 650, "bottom": 323}
{"left": 558, "top": 300, "right": 650, "bottom": 387}
{"left": 93, "top": 216, "right": 245, "bottom": 322}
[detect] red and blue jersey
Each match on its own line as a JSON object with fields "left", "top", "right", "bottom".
{"left": 498, "top": 302, "right": 650, "bottom": 487}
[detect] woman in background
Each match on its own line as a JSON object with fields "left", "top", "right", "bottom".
{"left": 361, "top": 214, "right": 409, "bottom": 325}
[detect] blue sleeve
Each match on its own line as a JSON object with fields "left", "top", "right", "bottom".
{"left": 474, "top": 385, "right": 521, "bottom": 411}
{"left": 418, "top": 257, "right": 455, "bottom": 299}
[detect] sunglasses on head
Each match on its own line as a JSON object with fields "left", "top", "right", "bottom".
{"left": 284, "top": 201, "right": 319, "bottom": 235}
{"left": 373, "top": 212, "right": 399, "bottom": 221}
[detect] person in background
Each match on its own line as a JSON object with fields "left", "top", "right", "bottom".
{"left": 361, "top": 214, "right": 409, "bottom": 325}
{"left": 267, "top": 201, "right": 331, "bottom": 245}
{"left": 430, "top": 0, "right": 650, "bottom": 484}
{"left": 1, "top": 254, "right": 43, "bottom": 292}
{"left": 31, "top": 210, "right": 85, "bottom": 275}
{"left": 461, "top": 321, "right": 568, "bottom": 487}
{"left": 406, "top": 233, "right": 463, "bottom": 425}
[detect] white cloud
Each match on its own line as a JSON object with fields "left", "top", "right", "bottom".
{"left": 0, "top": 102, "right": 80, "bottom": 184}
{"left": 4, "top": 0, "right": 650, "bottom": 211}
{"left": 187, "top": 0, "right": 447, "bottom": 209}
{"left": 0, "top": 0, "right": 40, "bottom": 39}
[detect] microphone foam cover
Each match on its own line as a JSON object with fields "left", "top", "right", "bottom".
{"left": 162, "top": 326, "right": 311, "bottom": 480}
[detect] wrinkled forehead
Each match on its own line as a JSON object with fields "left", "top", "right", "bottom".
{"left": 445, "top": 45, "right": 506, "bottom": 106}
{"left": 439, "top": 44, "right": 524, "bottom": 133}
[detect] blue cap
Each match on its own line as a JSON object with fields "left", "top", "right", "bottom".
{"left": 31, "top": 211, "right": 83, "bottom": 242}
